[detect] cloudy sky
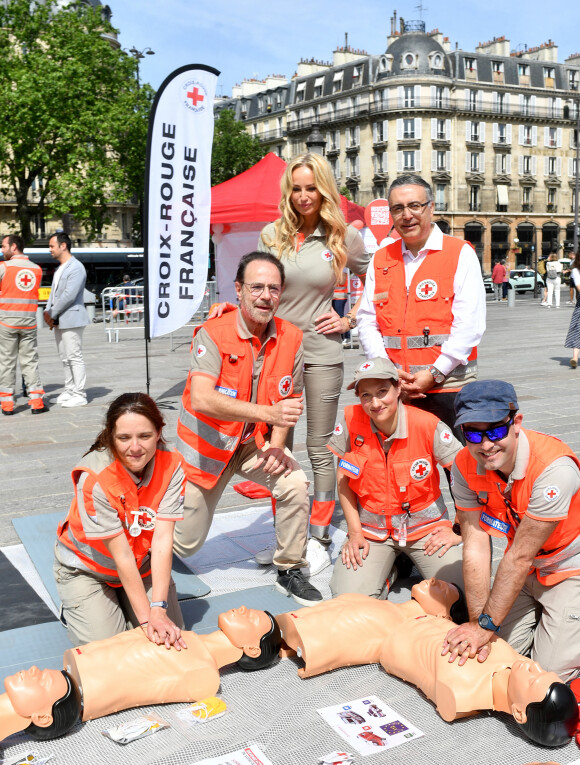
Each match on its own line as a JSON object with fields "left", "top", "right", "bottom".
{"left": 111, "top": 0, "right": 580, "bottom": 96}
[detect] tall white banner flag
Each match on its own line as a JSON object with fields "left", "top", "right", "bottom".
{"left": 145, "top": 64, "right": 219, "bottom": 339}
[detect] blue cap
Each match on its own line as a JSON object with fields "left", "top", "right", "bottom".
{"left": 454, "top": 380, "right": 519, "bottom": 426}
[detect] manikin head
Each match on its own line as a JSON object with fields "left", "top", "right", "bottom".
{"left": 507, "top": 661, "right": 578, "bottom": 747}
{"left": 4, "top": 668, "right": 81, "bottom": 741}
{"left": 411, "top": 578, "right": 468, "bottom": 624}
{"left": 218, "top": 607, "right": 282, "bottom": 671}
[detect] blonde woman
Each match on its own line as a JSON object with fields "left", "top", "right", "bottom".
{"left": 257, "top": 153, "right": 369, "bottom": 573}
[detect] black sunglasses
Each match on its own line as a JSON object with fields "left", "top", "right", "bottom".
{"left": 462, "top": 413, "right": 516, "bottom": 444}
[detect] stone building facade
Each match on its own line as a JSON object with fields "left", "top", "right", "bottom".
{"left": 215, "top": 19, "right": 580, "bottom": 273}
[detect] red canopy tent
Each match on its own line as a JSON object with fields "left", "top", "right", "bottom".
{"left": 210, "top": 153, "right": 366, "bottom": 301}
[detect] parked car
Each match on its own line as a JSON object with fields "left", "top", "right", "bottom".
{"left": 483, "top": 268, "right": 545, "bottom": 294}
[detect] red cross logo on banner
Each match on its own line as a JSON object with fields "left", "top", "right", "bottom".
{"left": 196, "top": 344, "right": 206, "bottom": 357}
{"left": 411, "top": 458, "right": 431, "bottom": 481}
{"left": 16, "top": 269, "right": 36, "bottom": 292}
{"left": 543, "top": 485, "right": 560, "bottom": 501}
{"left": 416, "top": 279, "right": 438, "bottom": 301}
{"left": 187, "top": 87, "right": 204, "bottom": 106}
{"left": 278, "top": 375, "right": 292, "bottom": 397}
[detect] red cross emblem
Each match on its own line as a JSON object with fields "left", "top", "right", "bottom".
{"left": 196, "top": 344, "right": 206, "bottom": 357}
{"left": 543, "top": 485, "right": 560, "bottom": 501}
{"left": 278, "top": 375, "right": 292, "bottom": 396}
{"left": 440, "top": 429, "right": 452, "bottom": 443}
{"left": 360, "top": 362, "right": 373, "bottom": 371}
{"left": 187, "top": 87, "right": 204, "bottom": 106}
{"left": 416, "top": 279, "right": 438, "bottom": 301}
{"left": 16, "top": 269, "right": 36, "bottom": 292}
{"left": 411, "top": 458, "right": 431, "bottom": 481}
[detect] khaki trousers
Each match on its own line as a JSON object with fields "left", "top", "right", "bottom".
{"left": 174, "top": 439, "right": 310, "bottom": 570}
{"left": 0, "top": 324, "right": 43, "bottom": 399}
{"left": 53, "top": 546, "right": 183, "bottom": 647}
{"left": 499, "top": 572, "right": 580, "bottom": 682}
{"left": 330, "top": 535, "right": 464, "bottom": 599}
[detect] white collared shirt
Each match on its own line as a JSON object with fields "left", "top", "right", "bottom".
{"left": 357, "top": 224, "right": 486, "bottom": 376}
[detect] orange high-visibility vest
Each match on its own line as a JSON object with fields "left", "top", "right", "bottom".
{"left": 176, "top": 310, "right": 303, "bottom": 488}
{"left": 328, "top": 404, "right": 452, "bottom": 541}
{"left": 56, "top": 447, "right": 183, "bottom": 585}
{"left": 455, "top": 429, "right": 580, "bottom": 585}
{"left": 0, "top": 258, "right": 41, "bottom": 328}
{"left": 373, "top": 236, "right": 477, "bottom": 392}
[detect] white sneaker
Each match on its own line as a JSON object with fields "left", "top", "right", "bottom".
{"left": 304, "top": 537, "right": 331, "bottom": 576}
{"left": 61, "top": 394, "right": 88, "bottom": 408}
{"left": 56, "top": 391, "right": 73, "bottom": 404}
{"left": 255, "top": 543, "right": 275, "bottom": 565}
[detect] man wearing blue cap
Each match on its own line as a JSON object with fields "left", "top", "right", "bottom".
{"left": 442, "top": 379, "right": 580, "bottom": 683}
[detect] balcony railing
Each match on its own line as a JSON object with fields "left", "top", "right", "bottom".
{"left": 435, "top": 202, "right": 448, "bottom": 211}
{"left": 284, "top": 97, "right": 580, "bottom": 134}
{"left": 522, "top": 203, "right": 534, "bottom": 212}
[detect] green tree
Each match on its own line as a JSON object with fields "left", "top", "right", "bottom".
{"left": 211, "top": 109, "right": 266, "bottom": 186}
{"left": 0, "top": 0, "right": 152, "bottom": 243}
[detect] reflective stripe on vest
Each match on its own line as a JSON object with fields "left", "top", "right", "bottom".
{"left": 455, "top": 429, "right": 580, "bottom": 585}
{"left": 177, "top": 311, "right": 302, "bottom": 489}
{"left": 335, "top": 404, "right": 450, "bottom": 541}
{"left": 373, "top": 237, "right": 477, "bottom": 391}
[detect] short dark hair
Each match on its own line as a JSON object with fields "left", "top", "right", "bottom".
{"left": 519, "top": 681, "right": 578, "bottom": 747}
{"left": 50, "top": 232, "right": 72, "bottom": 250}
{"left": 235, "top": 252, "right": 285, "bottom": 287}
{"left": 3, "top": 234, "right": 25, "bottom": 252}
{"left": 26, "top": 671, "right": 82, "bottom": 741}
{"left": 236, "top": 611, "right": 282, "bottom": 672}
{"left": 449, "top": 585, "right": 468, "bottom": 625}
{"left": 388, "top": 174, "right": 433, "bottom": 203}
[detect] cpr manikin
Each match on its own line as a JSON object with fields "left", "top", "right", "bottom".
{"left": 276, "top": 579, "right": 578, "bottom": 748}
{"left": 0, "top": 607, "right": 281, "bottom": 743}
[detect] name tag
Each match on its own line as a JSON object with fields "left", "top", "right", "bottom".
{"left": 215, "top": 385, "right": 237, "bottom": 398}
{"left": 480, "top": 511, "right": 510, "bottom": 535}
{"left": 339, "top": 458, "right": 360, "bottom": 477}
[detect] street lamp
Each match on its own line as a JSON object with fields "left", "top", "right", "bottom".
{"left": 573, "top": 94, "right": 580, "bottom": 255}
{"left": 127, "top": 46, "right": 155, "bottom": 89}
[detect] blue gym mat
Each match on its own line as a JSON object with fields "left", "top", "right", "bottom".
{"left": 12, "top": 512, "right": 210, "bottom": 610}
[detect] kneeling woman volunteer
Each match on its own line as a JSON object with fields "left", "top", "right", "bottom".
{"left": 54, "top": 392, "right": 186, "bottom": 649}
{"left": 328, "top": 358, "right": 464, "bottom": 598}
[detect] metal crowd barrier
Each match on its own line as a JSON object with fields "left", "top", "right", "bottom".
{"left": 101, "top": 281, "right": 218, "bottom": 344}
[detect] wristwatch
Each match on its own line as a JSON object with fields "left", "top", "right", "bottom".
{"left": 345, "top": 313, "right": 357, "bottom": 329}
{"left": 428, "top": 366, "right": 446, "bottom": 385}
{"left": 150, "top": 600, "right": 169, "bottom": 609}
{"left": 478, "top": 613, "right": 500, "bottom": 633}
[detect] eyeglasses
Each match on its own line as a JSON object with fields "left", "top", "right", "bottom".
{"left": 462, "top": 414, "right": 515, "bottom": 444}
{"left": 389, "top": 201, "right": 431, "bottom": 218}
{"left": 242, "top": 283, "right": 282, "bottom": 297}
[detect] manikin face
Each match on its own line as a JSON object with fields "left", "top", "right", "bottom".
{"left": 235, "top": 260, "right": 282, "bottom": 334}
{"left": 463, "top": 413, "right": 523, "bottom": 478}
{"left": 112, "top": 413, "right": 161, "bottom": 476}
{"left": 290, "top": 166, "right": 323, "bottom": 222}
{"left": 218, "top": 606, "right": 272, "bottom": 654}
{"left": 411, "top": 578, "right": 459, "bottom": 618}
{"left": 507, "top": 660, "right": 560, "bottom": 722}
{"left": 356, "top": 378, "right": 400, "bottom": 434}
{"left": 388, "top": 184, "right": 434, "bottom": 251}
{"left": 4, "top": 667, "right": 68, "bottom": 721}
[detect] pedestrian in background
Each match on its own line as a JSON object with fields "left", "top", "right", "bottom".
{"left": 543, "top": 253, "right": 562, "bottom": 308}
{"left": 44, "top": 232, "right": 90, "bottom": 407}
{"left": 565, "top": 252, "right": 580, "bottom": 369}
{"left": 0, "top": 234, "right": 45, "bottom": 414}
{"left": 491, "top": 259, "right": 505, "bottom": 301}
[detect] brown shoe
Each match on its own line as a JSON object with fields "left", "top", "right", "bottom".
{"left": 571, "top": 359, "right": 578, "bottom": 369}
